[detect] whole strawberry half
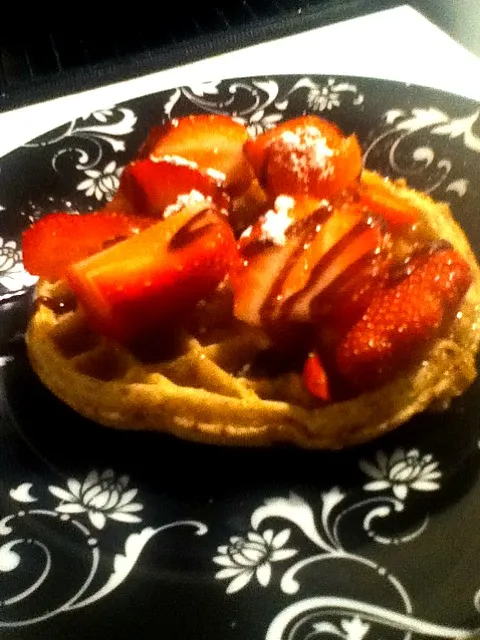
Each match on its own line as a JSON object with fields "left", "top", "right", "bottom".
{"left": 335, "top": 243, "right": 472, "bottom": 391}
{"left": 22, "top": 211, "right": 153, "bottom": 282}
{"left": 244, "top": 115, "right": 362, "bottom": 200}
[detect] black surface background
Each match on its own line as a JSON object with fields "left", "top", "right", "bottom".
{"left": 0, "top": 0, "right": 479, "bottom": 113}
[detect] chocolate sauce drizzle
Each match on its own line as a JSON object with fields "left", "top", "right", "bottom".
{"left": 168, "top": 207, "right": 217, "bottom": 250}
{"left": 258, "top": 204, "right": 332, "bottom": 328}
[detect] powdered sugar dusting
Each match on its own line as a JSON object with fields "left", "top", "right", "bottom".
{"left": 240, "top": 225, "right": 252, "bottom": 239}
{"left": 152, "top": 154, "right": 199, "bottom": 169}
{"left": 259, "top": 195, "right": 295, "bottom": 246}
{"left": 272, "top": 126, "right": 335, "bottom": 187}
{"left": 147, "top": 153, "right": 225, "bottom": 184}
{"left": 163, "top": 190, "right": 211, "bottom": 218}
{"left": 205, "top": 167, "right": 226, "bottom": 183}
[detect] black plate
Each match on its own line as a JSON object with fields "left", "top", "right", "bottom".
{"left": 1, "top": 75, "right": 480, "bottom": 640}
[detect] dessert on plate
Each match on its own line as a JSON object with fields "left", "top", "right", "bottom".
{"left": 22, "top": 113, "right": 480, "bottom": 448}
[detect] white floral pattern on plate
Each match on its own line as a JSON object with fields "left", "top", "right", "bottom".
{"left": 165, "top": 77, "right": 364, "bottom": 139}
{"left": 312, "top": 616, "right": 370, "bottom": 640}
{"left": 360, "top": 448, "right": 441, "bottom": 501}
{"left": 0, "top": 237, "right": 37, "bottom": 294}
{"left": 363, "top": 106, "right": 480, "bottom": 199}
{"left": 24, "top": 106, "right": 137, "bottom": 174}
{"left": 76, "top": 160, "right": 123, "bottom": 202}
{"left": 0, "top": 469, "right": 207, "bottom": 627}
{"left": 212, "top": 448, "right": 479, "bottom": 638}
{"left": 49, "top": 469, "right": 142, "bottom": 530}
{"left": 213, "top": 529, "right": 297, "bottom": 593}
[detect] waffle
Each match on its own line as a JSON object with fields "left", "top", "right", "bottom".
{"left": 25, "top": 171, "right": 480, "bottom": 448}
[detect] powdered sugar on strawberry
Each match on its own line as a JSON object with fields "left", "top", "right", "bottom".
{"left": 238, "top": 195, "right": 296, "bottom": 246}
{"left": 151, "top": 154, "right": 226, "bottom": 186}
{"left": 153, "top": 154, "right": 199, "bottom": 169}
{"left": 272, "top": 126, "right": 335, "bottom": 186}
{"left": 163, "top": 189, "right": 212, "bottom": 218}
{"left": 259, "top": 195, "right": 295, "bottom": 245}
{"left": 205, "top": 167, "right": 227, "bottom": 183}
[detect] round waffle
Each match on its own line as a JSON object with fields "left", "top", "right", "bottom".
{"left": 25, "top": 171, "right": 480, "bottom": 448}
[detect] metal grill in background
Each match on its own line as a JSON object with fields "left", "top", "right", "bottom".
{"left": 0, "top": 1, "right": 311, "bottom": 100}
{"left": 0, "top": 0, "right": 466, "bottom": 110}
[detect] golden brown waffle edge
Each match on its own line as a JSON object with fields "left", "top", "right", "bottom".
{"left": 25, "top": 171, "right": 480, "bottom": 449}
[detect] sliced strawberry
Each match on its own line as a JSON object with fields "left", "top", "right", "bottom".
{"left": 66, "top": 202, "right": 238, "bottom": 345}
{"left": 302, "top": 351, "right": 331, "bottom": 401}
{"left": 231, "top": 198, "right": 327, "bottom": 327}
{"left": 232, "top": 230, "right": 301, "bottom": 328}
{"left": 22, "top": 212, "right": 152, "bottom": 282}
{"left": 284, "top": 207, "right": 387, "bottom": 323}
{"left": 229, "top": 178, "right": 270, "bottom": 236}
{"left": 359, "top": 172, "right": 419, "bottom": 228}
{"left": 244, "top": 115, "right": 362, "bottom": 200}
{"left": 114, "top": 157, "right": 230, "bottom": 217}
{"left": 335, "top": 244, "right": 472, "bottom": 391}
{"left": 145, "top": 114, "right": 254, "bottom": 196}
{"left": 280, "top": 204, "right": 364, "bottom": 308}
{"left": 232, "top": 200, "right": 387, "bottom": 330}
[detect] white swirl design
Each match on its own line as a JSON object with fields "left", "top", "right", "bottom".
{"left": 164, "top": 77, "right": 364, "bottom": 137}
{"left": 265, "top": 597, "right": 476, "bottom": 639}
{"left": 363, "top": 107, "right": 480, "bottom": 199}
{"left": 24, "top": 107, "right": 137, "bottom": 174}
{"left": 213, "top": 448, "right": 479, "bottom": 638}
{"left": 0, "top": 470, "right": 208, "bottom": 627}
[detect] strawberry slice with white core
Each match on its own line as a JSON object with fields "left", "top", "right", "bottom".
{"left": 279, "top": 202, "right": 360, "bottom": 306}
{"left": 116, "top": 157, "right": 229, "bottom": 217}
{"left": 233, "top": 196, "right": 387, "bottom": 330}
{"left": 145, "top": 114, "right": 254, "bottom": 196}
{"left": 232, "top": 197, "right": 336, "bottom": 327}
